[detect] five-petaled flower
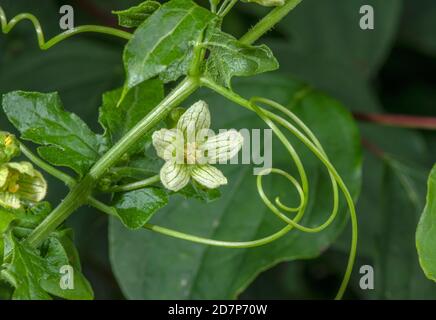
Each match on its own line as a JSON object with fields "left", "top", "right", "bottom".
{"left": 152, "top": 100, "right": 243, "bottom": 192}
{"left": 0, "top": 162, "right": 47, "bottom": 209}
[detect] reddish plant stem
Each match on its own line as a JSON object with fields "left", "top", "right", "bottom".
{"left": 354, "top": 112, "right": 436, "bottom": 130}
{"left": 361, "top": 138, "right": 385, "bottom": 158}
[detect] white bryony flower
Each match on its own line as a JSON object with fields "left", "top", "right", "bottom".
{"left": 152, "top": 100, "right": 244, "bottom": 192}
{"left": 0, "top": 162, "right": 47, "bottom": 209}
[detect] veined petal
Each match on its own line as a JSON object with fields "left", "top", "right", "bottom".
{"left": 160, "top": 161, "right": 190, "bottom": 192}
{"left": 0, "top": 192, "right": 20, "bottom": 209}
{"left": 17, "top": 170, "right": 47, "bottom": 203}
{"left": 5, "top": 162, "right": 35, "bottom": 176}
{"left": 177, "top": 100, "right": 211, "bottom": 141}
{"left": 152, "top": 128, "right": 182, "bottom": 161}
{"left": 0, "top": 167, "right": 8, "bottom": 189}
{"left": 199, "top": 130, "right": 243, "bottom": 164}
{"left": 191, "top": 165, "right": 227, "bottom": 189}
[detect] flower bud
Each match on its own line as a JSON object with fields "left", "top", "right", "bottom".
{"left": 0, "top": 132, "right": 20, "bottom": 163}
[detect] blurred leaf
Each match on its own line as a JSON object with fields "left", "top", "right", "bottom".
{"left": 277, "top": 0, "right": 402, "bottom": 79}
{"left": 109, "top": 75, "right": 362, "bottom": 299}
{"left": 2, "top": 91, "right": 101, "bottom": 177}
{"left": 123, "top": 0, "right": 215, "bottom": 93}
{"left": 400, "top": 0, "right": 436, "bottom": 57}
{"left": 262, "top": 0, "right": 402, "bottom": 112}
{"left": 376, "top": 158, "right": 435, "bottom": 299}
{"left": 417, "top": 165, "right": 436, "bottom": 282}
{"left": 114, "top": 188, "right": 169, "bottom": 230}
{"left": 335, "top": 125, "right": 436, "bottom": 299}
{"left": 113, "top": 1, "right": 161, "bottom": 28}
{"left": 204, "top": 27, "right": 279, "bottom": 88}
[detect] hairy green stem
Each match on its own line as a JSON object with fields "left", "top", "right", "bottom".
{"left": 239, "top": 0, "right": 303, "bottom": 45}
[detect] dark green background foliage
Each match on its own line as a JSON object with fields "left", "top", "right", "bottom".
{"left": 1, "top": 0, "right": 435, "bottom": 299}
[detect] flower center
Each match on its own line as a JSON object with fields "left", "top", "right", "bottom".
{"left": 7, "top": 172, "right": 20, "bottom": 193}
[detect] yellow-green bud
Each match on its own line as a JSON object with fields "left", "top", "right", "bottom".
{"left": 0, "top": 132, "right": 20, "bottom": 163}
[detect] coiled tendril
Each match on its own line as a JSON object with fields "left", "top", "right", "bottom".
{"left": 0, "top": 6, "right": 357, "bottom": 300}
{"left": 0, "top": 7, "right": 131, "bottom": 50}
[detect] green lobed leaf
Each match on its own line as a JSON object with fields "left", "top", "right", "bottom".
{"left": 3, "top": 234, "right": 52, "bottom": 300}
{"left": 122, "top": 0, "right": 215, "bottom": 95}
{"left": 109, "top": 75, "right": 362, "bottom": 299}
{"left": 14, "top": 202, "right": 52, "bottom": 230}
{"left": 417, "top": 165, "right": 436, "bottom": 282}
{"left": 204, "top": 27, "right": 279, "bottom": 88}
{"left": 2, "top": 91, "right": 101, "bottom": 177}
{"left": 39, "top": 236, "right": 94, "bottom": 300}
{"left": 113, "top": 1, "right": 161, "bottom": 28}
{"left": 99, "top": 79, "right": 164, "bottom": 155}
{"left": 114, "top": 188, "right": 169, "bottom": 230}
{"left": 1, "top": 233, "right": 93, "bottom": 300}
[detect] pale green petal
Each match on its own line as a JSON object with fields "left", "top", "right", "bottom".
{"left": 177, "top": 100, "right": 211, "bottom": 141}
{"left": 0, "top": 167, "right": 8, "bottom": 189}
{"left": 199, "top": 130, "right": 243, "bottom": 164}
{"left": 152, "top": 128, "right": 183, "bottom": 161}
{"left": 0, "top": 192, "right": 20, "bottom": 209}
{"left": 17, "top": 170, "right": 47, "bottom": 203}
{"left": 160, "top": 161, "right": 190, "bottom": 192}
{"left": 191, "top": 165, "right": 227, "bottom": 189}
{"left": 5, "top": 162, "right": 35, "bottom": 176}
